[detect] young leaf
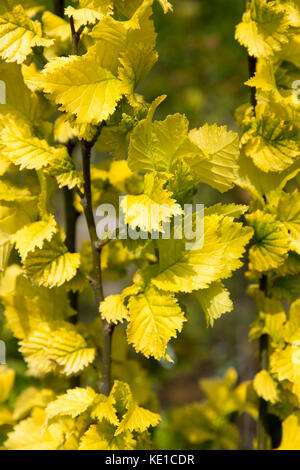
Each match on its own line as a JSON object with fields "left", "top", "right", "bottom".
{"left": 127, "top": 286, "right": 186, "bottom": 361}
{"left": 115, "top": 398, "right": 161, "bottom": 435}
{"left": 4, "top": 409, "right": 64, "bottom": 450}
{"left": 13, "top": 215, "right": 57, "bottom": 261}
{"left": 193, "top": 281, "right": 233, "bottom": 327}
{"left": 0, "top": 115, "right": 81, "bottom": 190}
{"left": 121, "top": 173, "right": 182, "bottom": 233}
{"left": 187, "top": 124, "right": 240, "bottom": 193}
{"left": 28, "top": 52, "right": 124, "bottom": 124}
{"left": 13, "top": 387, "right": 55, "bottom": 421}
{"left": 99, "top": 294, "right": 130, "bottom": 324}
{"left": 128, "top": 108, "right": 205, "bottom": 174}
{"left": 277, "top": 190, "right": 300, "bottom": 254}
{"left": 278, "top": 413, "right": 300, "bottom": 450}
{"left": 65, "top": 1, "right": 113, "bottom": 26}
{"left": 46, "top": 387, "right": 97, "bottom": 419}
{"left": 91, "top": 394, "right": 119, "bottom": 426}
{"left": 246, "top": 210, "right": 291, "bottom": 272}
{"left": 241, "top": 107, "right": 300, "bottom": 173}
{"left": 23, "top": 235, "right": 80, "bottom": 288}
{"left": 253, "top": 370, "right": 279, "bottom": 404}
{"left": 20, "top": 321, "right": 96, "bottom": 376}
{"left": 235, "top": 0, "right": 288, "bottom": 58}
{"left": 0, "top": 5, "right": 53, "bottom": 64}
{"left": 79, "top": 421, "right": 136, "bottom": 450}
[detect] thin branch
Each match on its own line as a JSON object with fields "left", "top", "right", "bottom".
{"left": 70, "top": 15, "right": 76, "bottom": 38}
{"left": 80, "top": 139, "right": 114, "bottom": 396}
{"left": 248, "top": 55, "right": 257, "bottom": 112}
{"left": 64, "top": 142, "right": 80, "bottom": 317}
{"left": 257, "top": 274, "right": 271, "bottom": 449}
{"left": 80, "top": 140, "right": 103, "bottom": 307}
{"left": 70, "top": 16, "right": 85, "bottom": 55}
{"left": 258, "top": 332, "right": 270, "bottom": 450}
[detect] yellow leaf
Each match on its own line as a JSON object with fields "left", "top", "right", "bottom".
{"left": 277, "top": 412, "right": 300, "bottom": 450}
{"left": 24, "top": 234, "right": 80, "bottom": 288}
{"left": 13, "top": 387, "right": 55, "bottom": 421}
{"left": 236, "top": 148, "right": 300, "bottom": 204}
{"left": 4, "top": 408, "right": 64, "bottom": 450}
{"left": 28, "top": 52, "right": 124, "bottom": 125}
{"left": 0, "top": 114, "right": 80, "bottom": 190}
{"left": 108, "top": 160, "right": 133, "bottom": 192}
{"left": 241, "top": 106, "right": 300, "bottom": 173}
{"left": 246, "top": 211, "right": 290, "bottom": 272}
{"left": 115, "top": 398, "right": 161, "bottom": 435}
{"left": 79, "top": 421, "right": 136, "bottom": 450}
{"left": 277, "top": 190, "right": 300, "bottom": 254}
{"left": 235, "top": 0, "right": 288, "bottom": 58}
{"left": 121, "top": 173, "right": 182, "bottom": 233}
{"left": 151, "top": 215, "right": 252, "bottom": 293}
{"left": 253, "top": 370, "right": 279, "bottom": 404}
{"left": 99, "top": 294, "right": 130, "bottom": 324}
{"left": 0, "top": 1, "right": 44, "bottom": 17}
{"left": 65, "top": 1, "right": 113, "bottom": 26}
{"left": 13, "top": 215, "right": 57, "bottom": 261}
{"left": 127, "top": 286, "right": 186, "bottom": 360}
{"left": 46, "top": 387, "right": 96, "bottom": 419}
{"left": 1, "top": 270, "right": 73, "bottom": 340}
{"left": 0, "top": 405, "right": 13, "bottom": 426}
{"left": 128, "top": 105, "right": 205, "bottom": 174}
{"left": 91, "top": 394, "right": 119, "bottom": 426}
{"left": 111, "top": 380, "right": 161, "bottom": 435}
{"left": 270, "top": 346, "right": 294, "bottom": 383}
{"left": 157, "top": 0, "right": 173, "bottom": 13}
{"left": 187, "top": 124, "right": 240, "bottom": 193}
{"left": 0, "top": 5, "right": 53, "bottom": 64}
{"left": 42, "top": 11, "right": 70, "bottom": 43}
{"left": 193, "top": 281, "right": 233, "bottom": 327}
{"left": 0, "top": 233, "right": 12, "bottom": 272}
{"left": 20, "top": 322, "right": 96, "bottom": 376}
{"left": 54, "top": 114, "right": 78, "bottom": 144}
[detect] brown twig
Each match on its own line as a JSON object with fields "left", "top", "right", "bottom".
{"left": 64, "top": 142, "right": 80, "bottom": 316}
{"left": 70, "top": 17, "right": 85, "bottom": 55}
{"left": 80, "top": 139, "right": 114, "bottom": 396}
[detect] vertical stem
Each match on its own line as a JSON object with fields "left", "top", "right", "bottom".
{"left": 80, "top": 141, "right": 103, "bottom": 306}
{"left": 62, "top": 16, "right": 83, "bottom": 318}
{"left": 258, "top": 333, "right": 270, "bottom": 450}
{"left": 101, "top": 321, "right": 114, "bottom": 397}
{"left": 80, "top": 140, "right": 114, "bottom": 396}
{"left": 64, "top": 143, "right": 79, "bottom": 314}
{"left": 257, "top": 274, "right": 271, "bottom": 450}
{"left": 53, "top": 0, "right": 64, "bottom": 18}
{"left": 248, "top": 54, "right": 257, "bottom": 111}
{"left": 70, "top": 17, "right": 85, "bottom": 55}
